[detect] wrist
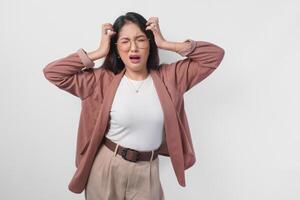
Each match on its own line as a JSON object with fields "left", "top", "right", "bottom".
{"left": 87, "top": 49, "right": 105, "bottom": 61}
{"left": 159, "top": 40, "right": 183, "bottom": 53}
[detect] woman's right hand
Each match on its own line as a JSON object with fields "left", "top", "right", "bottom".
{"left": 87, "top": 23, "right": 116, "bottom": 61}
{"left": 97, "top": 23, "right": 116, "bottom": 57}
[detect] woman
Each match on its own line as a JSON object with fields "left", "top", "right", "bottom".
{"left": 43, "top": 12, "right": 225, "bottom": 200}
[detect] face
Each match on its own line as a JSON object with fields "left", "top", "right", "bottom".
{"left": 116, "top": 22, "right": 150, "bottom": 73}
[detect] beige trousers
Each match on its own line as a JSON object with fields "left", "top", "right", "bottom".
{"left": 84, "top": 143, "right": 165, "bottom": 200}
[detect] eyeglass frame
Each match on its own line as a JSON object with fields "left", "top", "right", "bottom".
{"left": 115, "top": 38, "right": 150, "bottom": 51}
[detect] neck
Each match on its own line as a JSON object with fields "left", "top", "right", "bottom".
{"left": 124, "top": 67, "right": 149, "bottom": 81}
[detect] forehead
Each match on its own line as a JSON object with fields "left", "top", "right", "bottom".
{"left": 118, "top": 22, "right": 146, "bottom": 39}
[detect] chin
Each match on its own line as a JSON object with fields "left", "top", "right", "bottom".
{"left": 127, "top": 61, "right": 145, "bottom": 67}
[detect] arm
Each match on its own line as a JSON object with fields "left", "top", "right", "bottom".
{"left": 42, "top": 48, "right": 103, "bottom": 100}
{"left": 159, "top": 39, "right": 225, "bottom": 94}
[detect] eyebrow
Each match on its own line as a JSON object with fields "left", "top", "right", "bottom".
{"left": 119, "top": 35, "right": 147, "bottom": 40}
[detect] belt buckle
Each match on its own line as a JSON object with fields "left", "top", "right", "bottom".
{"left": 121, "top": 148, "right": 140, "bottom": 162}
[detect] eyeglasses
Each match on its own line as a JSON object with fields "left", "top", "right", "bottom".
{"left": 115, "top": 38, "right": 150, "bottom": 51}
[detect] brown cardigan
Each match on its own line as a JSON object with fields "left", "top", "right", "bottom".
{"left": 43, "top": 39, "right": 225, "bottom": 194}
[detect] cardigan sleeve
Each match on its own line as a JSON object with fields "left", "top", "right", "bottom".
{"left": 42, "top": 48, "right": 99, "bottom": 100}
{"left": 159, "top": 39, "right": 225, "bottom": 94}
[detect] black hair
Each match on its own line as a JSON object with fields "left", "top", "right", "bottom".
{"left": 101, "top": 12, "right": 160, "bottom": 74}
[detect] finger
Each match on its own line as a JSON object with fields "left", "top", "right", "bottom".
{"left": 145, "top": 26, "right": 152, "bottom": 32}
{"left": 102, "top": 23, "right": 109, "bottom": 29}
{"left": 148, "top": 17, "right": 158, "bottom": 23}
{"left": 103, "top": 26, "right": 115, "bottom": 34}
{"left": 148, "top": 23, "right": 156, "bottom": 30}
{"left": 146, "top": 20, "right": 155, "bottom": 25}
{"left": 107, "top": 30, "right": 116, "bottom": 36}
{"left": 145, "top": 24, "right": 153, "bottom": 29}
{"left": 106, "top": 29, "right": 116, "bottom": 35}
{"left": 147, "top": 21, "right": 159, "bottom": 28}
{"left": 148, "top": 17, "right": 157, "bottom": 21}
{"left": 145, "top": 24, "right": 156, "bottom": 32}
{"left": 104, "top": 29, "right": 112, "bottom": 35}
{"left": 103, "top": 25, "right": 112, "bottom": 29}
{"left": 105, "top": 23, "right": 113, "bottom": 27}
{"left": 104, "top": 27, "right": 114, "bottom": 32}
{"left": 103, "top": 24, "right": 113, "bottom": 30}
{"left": 147, "top": 20, "right": 156, "bottom": 24}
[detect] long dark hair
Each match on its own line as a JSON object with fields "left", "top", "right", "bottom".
{"left": 101, "top": 12, "right": 160, "bottom": 74}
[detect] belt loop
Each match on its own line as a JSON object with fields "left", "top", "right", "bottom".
{"left": 114, "top": 143, "right": 119, "bottom": 157}
{"left": 150, "top": 150, "right": 154, "bottom": 163}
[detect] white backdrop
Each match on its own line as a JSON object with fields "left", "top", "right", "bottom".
{"left": 1, "top": 0, "right": 299, "bottom": 199}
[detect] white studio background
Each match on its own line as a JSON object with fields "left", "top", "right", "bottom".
{"left": 1, "top": 0, "right": 299, "bottom": 199}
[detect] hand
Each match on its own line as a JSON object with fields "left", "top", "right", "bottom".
{"left": 145, "top": 17, "right": 166, "bottom": 48}
{"left": 97, "top": 23, "right": 116, "bottom": 57}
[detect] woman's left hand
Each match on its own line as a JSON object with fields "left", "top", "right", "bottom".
{"left": 145, "top": 17, "right": 166, "bottom": 48}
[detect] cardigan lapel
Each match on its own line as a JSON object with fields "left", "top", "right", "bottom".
{"left": 150, "top": 69, "right": 186, "bottom": 186}
{"left": 93, "top": 68, "right": 127, "bottom": 141}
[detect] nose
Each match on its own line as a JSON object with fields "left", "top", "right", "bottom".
{"left": 130, "top": 41, "right": 138, "bottom": 51}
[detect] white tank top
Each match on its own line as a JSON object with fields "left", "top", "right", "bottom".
{"left": 105, "top": 74, "right": 165, "bottom": 151}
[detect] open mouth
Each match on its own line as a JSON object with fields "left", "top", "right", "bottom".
{"left": 129, "top": 55, "right": 141, "bottom": 63}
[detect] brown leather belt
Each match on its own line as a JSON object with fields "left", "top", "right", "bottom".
{"left": 103, "top": 137, "right": 159, "bottom": 162}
